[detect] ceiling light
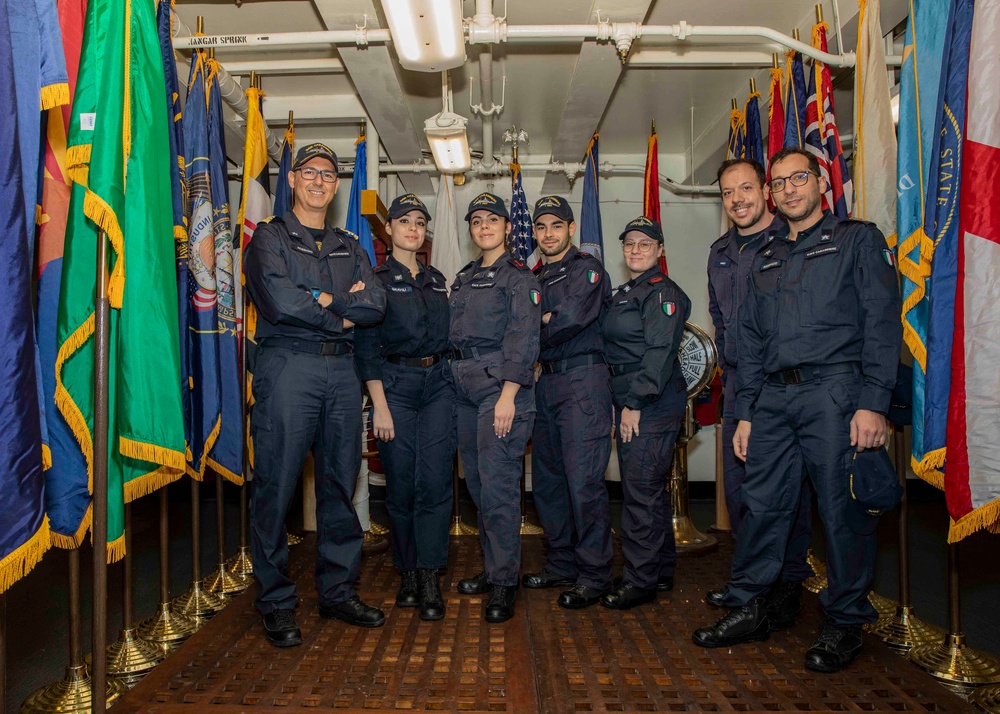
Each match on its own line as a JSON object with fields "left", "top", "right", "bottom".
{"left": 424, "top": 111, "right": 471, "bottom": 173}
{"left": 380, "top": 0, "right": 466, "bottom": 72}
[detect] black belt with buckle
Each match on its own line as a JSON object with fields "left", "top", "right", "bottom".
{"left": 264, "top": 337, "right": 353, "bottom": 356}
{"left": 766, "top": 362, "right": 860, "bottom": 385}
{"left": 608, "top": 361, "right": 643, "bottom": 377}
{"left": 450, "top": 347, "right": 502, "bottom": 361}
{"left": 386, "top": 354, "right": 445, "bottom": 368}
{"left": 540, "top": 353, "right": 606, "bottom": 375}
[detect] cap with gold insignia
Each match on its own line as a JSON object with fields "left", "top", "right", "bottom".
{"left": 464, "top": 192, "right": 510, "bottom": 221}
{"left": 618, "top": 215, "right": 663, "bottom": 244}
{"left": 531, "top": 195, "right": 574, "bottom": 223}
{"left": 387, "top": 193, "right": 432, "bottom": 221}
{"left": 292, "top": 142, "right": 339, "bottom": 174}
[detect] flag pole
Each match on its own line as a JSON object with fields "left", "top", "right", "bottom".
{"left": 449, "top": 455, "right": 477, "bottom": 536}
{"left": 867, "top": 424, "right": 945, "bottom": 650}
{"left": 205, "top": 471, "right": 247, "bottom": 595}
{"left": 136, "top": 488, "right": 198, "bottom": 652}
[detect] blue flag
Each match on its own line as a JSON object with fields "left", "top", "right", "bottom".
{"left": 915, "top": 0, "right": 973, "bottom": 484}
{"left": 206, "top": 57, "right": 244, "bottom": 484}
{"left": 1, "top": 0, "right": 50, "bottom": 592}
{"left": 345, "top": 137, "right": 377, "bottom": 267}
{"left": 579, "top": 133, "right": 604, "bottom": 264}
{"left": 895, "top": 0, "right": 950, "bottom": 487}
{"left": 182, "top": 50, "right": 223, "bottom": 480}
{"left": 783, "top": 50, "right": 808, "bottom": 148}
{"left": 509, "top": 163, "right": 536, "bottom": 265}
{"left": 744, "top": 91, "right": 765, "bottom": 166}
{"left": 273, "top": 127, "right": 294, "bottom": 218}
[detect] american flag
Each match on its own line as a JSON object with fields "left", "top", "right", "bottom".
{"left": 509, "top": 163, "right": 539, "bottom": 267}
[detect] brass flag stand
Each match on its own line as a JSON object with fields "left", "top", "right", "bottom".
{"left": 672, "top": 401, "right": 717, "bottom": 555}
{"left": 204, "top": 474, "right": 249, "bottom": 595}
{"left": 171, "top": 478, "right": 227, "bottom": 624}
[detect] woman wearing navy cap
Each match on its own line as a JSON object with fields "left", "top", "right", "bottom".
{"left": 600, "top": 216, "right": 691, "bottom": 610}
{"left": 449, "top": 192, "right": 541, "bottom": 623}
{"left": 355, "top": 194, "right": 455, "bottom": 620}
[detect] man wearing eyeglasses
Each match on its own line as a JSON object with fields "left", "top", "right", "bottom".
{"left": 704, "top": 159, "right": 813, "bottom": 629}
{"left": 693, "top": 147, "right": 901, "bottom": 674}
{"left": 245, "top": 143, "right": 387, "bottom": 647}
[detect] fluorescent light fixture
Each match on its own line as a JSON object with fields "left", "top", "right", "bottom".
{"left": 380, "top": 0, "right": 466, "bottom": 72}
{"left": 424, "top": 111, "right": 471, "bottom": 173}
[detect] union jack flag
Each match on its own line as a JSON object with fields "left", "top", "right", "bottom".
{"left": 510, "top": 163, "right": 539, "bottom": 267}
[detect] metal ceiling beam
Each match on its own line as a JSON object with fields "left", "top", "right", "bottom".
{"left": 308, "top": 0, "right": 432, "bottom": 193}
{"left": 540, "top": 0, "right": 655, "bottom": 194}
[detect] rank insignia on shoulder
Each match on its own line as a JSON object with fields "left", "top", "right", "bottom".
{"left": 662, "top": 301, "right": 676, "bottom": 316}
{"left": 587, "top": 270, "right": 599, "bottom": 284}
{"left": 881, "top": 248, "right": 896, "bottom": 267}
{"left": 820, "top": 231, "right": 833, "bottom": 242}
{"left": 649, "top": 276, "right": 663, "bottom": 284}
{"left": 513, "top": 259, "right": 525, "bottom": 268}
{"left": 529, "top": 289, "right": 541, "bottom": 305}
{"left": 342, "top": 229, "right": 359, "bottom": 241}
{"left": 259, "top": 215, "right": 276, "bottom": 225}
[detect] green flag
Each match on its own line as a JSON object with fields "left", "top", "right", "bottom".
{"left": 55, "top": 0, "right": 185, "bottom": 561}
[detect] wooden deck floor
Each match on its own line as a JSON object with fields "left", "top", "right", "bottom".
{"left": 113, "top": 533, "right": 973, "bottom": 714}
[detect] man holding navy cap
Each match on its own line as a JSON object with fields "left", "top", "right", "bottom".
{"left": 245, "top": 142, "right": 387, "bottom": 647}
{"left": 520, "top": 196, "right": 614, "bottom": 609}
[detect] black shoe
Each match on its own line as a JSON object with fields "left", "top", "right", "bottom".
{"left": 614, "top": 574, "right": 673, "bottom": 592}
{"left": 601, "top": 582, "right": 657, "bottom": 610}
{"left": 705, "top": 588, "right": 726, "bottom": 608}
{"left": 396, "top": 570, "right": 420, "bottom": 607}
{"left": 262, "top": 608, "right": 302, "bottom": 647}
{"left": 418, "top": 569, "right": 445, "bottom": 621}
{"left": 458, "top": 571, "right": 492, "bottom": 595}
{"left": 319, "top": 595, "right": 386, "bottom": 628}
{"left": 521, "top": 568, "right": 576, "bottom": 589}
{"left": 558, "top": 583, "right": 609, "bottom": 609}
{"left": 766, "top": 580, "right": 803, "bottom": 630}
{"left": 804, "top": 621, "right": 863, "bottom": 673}
{"left": 692, "top": 597, "right": 770, "bottom": 648}
{"left": 484, "top": 585, "right": 516, "bottom": 623}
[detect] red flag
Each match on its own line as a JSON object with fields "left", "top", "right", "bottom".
{"left": 766, "top": 66, "right": 785, "bottom": 210}
{"left": 811, "top": 22, "right": 853, "bottom": 217}
{"left": 643, "top": 126, "right": 667, "bottom": 275}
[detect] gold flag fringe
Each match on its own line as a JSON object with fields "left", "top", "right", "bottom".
{"left": 107, "top": 533, "right": 126, "bottom": 564}
{"left": 54, "top": 312, "right": 96, "bottom": 490}
{"left": 119, "top": 436, "right": 186, "bottom": 473}
{"left": 40, "top": 82, "right": 70, "bottom": 111}
{"left": 206, "top": 458, "right": 244, "bottom": 486}
{"left": 948, "top": 498, "right": 1000, "bottom": 543}
{"left": 0, "top": 517, "right": 52, "bottom": 594}
{"left": 123, "top": 466, "right": 184, "bottom": 504}
{"left": 50, "top": 505, "right": 92, "bottom": 549}
{"left": 42, "top": 444, "right": 52, "bottom": 470}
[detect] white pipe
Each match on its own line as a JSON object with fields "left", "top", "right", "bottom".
{"left": 222, "top": 58, "right": 346, "bottom": 75}
{"left": 172, "top": 28, "right": 391, "bottom": 50}
{"left": 479, "top": 46, "right": 496, "bottom": 171}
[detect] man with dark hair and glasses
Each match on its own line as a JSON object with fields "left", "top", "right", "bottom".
{"left": 704, "top": 159, "right": 812, "bottom": 628}
{"left": 693, "top": 147, "right": 901, "bottom": 673}
{"left": 245, "top": 143, "right": 387, "bottom": 647}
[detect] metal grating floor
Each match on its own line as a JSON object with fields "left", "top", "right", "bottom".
{"left": 113, "top": 533, "right": 974, "bottom": 714}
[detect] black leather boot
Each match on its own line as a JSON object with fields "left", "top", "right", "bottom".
{"left": 766, "top": 580, "right": 803, "bottom": 630}
{"left": 418, "top": 569, "right": 445, "bottom": 621}
{"left": 458, "top": 571, "right": 492, "bottom": 595}
{"left": 484, "top": 585, "right": 516, "bottom": 623}
{"left": 692, "top": 596, "right": 770, "bottom": 648}
{"left": 804, "top": 620, "right": 863, "bottom": 673}
{"left": 396, "top": 570, "right": 419, "bottom": 607}
{"left": 262, "top": 609, "right": 301, "bottom": 647}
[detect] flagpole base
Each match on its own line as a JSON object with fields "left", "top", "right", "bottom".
{"left": 519, "top": 515, "right": 544, "bottom": 536}
{"left": 369, "top": 520, "right": 390, "bottom": 536}
{"left": 171, "top": 581, "right": 227, "bottom": 622}
{"left": 136, "top": 601, "right": 199, "bottom": 656}
{"left": 449, "top": 516, "right": 478, "bottom": 536}
{"left": 866, "top": 605, "right": 947, "bottom": 653}
{"left": 361, "top": 530, "right": 389, "bottom": 554}
{"left": 20, "top": 664, "right": 127, "bottom": 713}
{"left": 204, "top": 562, "right": 250, "bottom": 596}
{"left": 96, "top": 628, "right": 164, "bottom": 688}
{"left": 225, "top": 546, "right": 254, "bottom": 579}
{"left": 804, "top": 549, "right": 829, "bottom": 594}
{"left": 970, "top": 683, "right": 1000, "bottom": 713}
{"left": 909, "top": 634, "right": 1000, "bottom": 695}
{"left": 287, "top": 533, "right": 303, "bottom": 547}
{"left": 673, "top": 515, "right": 718, "bottom": 556}
{"left": 867, "top": 590, "right": 899, "bottom": 617}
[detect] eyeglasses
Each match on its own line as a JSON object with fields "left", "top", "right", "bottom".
{"left": 295, "top": 167, "right": 338, "bottom": 183}
{"left": 768, "top": 170, "right": 815, "bottom": 193}
{"left": 622, "top": 239, "right": 658, "bottom": 254}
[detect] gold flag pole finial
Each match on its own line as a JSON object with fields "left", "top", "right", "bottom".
{"left": 288, "top": 111, "right": 294, "bottom": 126}
{"left": 749, "top": 77, "right": 757, "bottom": 94}
{"left": 249, "top": 70, "right": 257, "bottom": 91}
{"left": 731, "top": 98, "right": 738, "bottom": 110}
{"left": 359, "top": 121, "right": 365, "bottom": 139}
{"left": 651, "top": 119, "right": 656, "bottom": 135}
{"left": 772, "top": 52, "right": 780, "bottom": 68}
{"left": 792, "top": 28, "right": 800, "bottom": 42}
{"left": 196, "top": 15, "right": 204, "bottom": 34}
{"left": 815, "top": 4, "right": 824, "bottom": 23}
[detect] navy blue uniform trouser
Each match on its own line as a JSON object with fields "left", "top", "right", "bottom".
{"left": 376, "top": 360, "right": 456, "bottom": 571}
{"left": 722, "top": 376, "right": 813, "bottom": 583}
{"left": 451, "top": 356, "right": 535, "bottom": 587}
{"left": 614, "top": 384, "right": 683, "bottom": 590}
{"left": 250, "top": 347, "right": 363, "bottom": 613}
{"left": 531, "top": 364, "right": 614, "bottom": 589}
{"left": 722, "top": 372, "right": 878, "bottom": 626}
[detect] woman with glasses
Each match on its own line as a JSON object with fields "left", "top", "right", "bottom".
{"left": 449, "top": 192, "right": 541, "bottom": 623}
{"left": 600, "top": 216, "right": 691, "bottom": 610}
{"left": 355, "top": 194, "right": 455, "bottom": 621}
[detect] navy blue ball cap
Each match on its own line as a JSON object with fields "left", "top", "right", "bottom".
{"left": 292, "top": 142, "right": 339, "bottom": 174}
{"left": 387, "top": 193, "right": 432, "bottom": 221}
{"left": 532, "top": 195, "right": 574, "bottom": 223}
{"left": 465, "top": 192, "right": 510, "bottom": 221}
{"left": 618, "top": 216, "right": 664, "bottom": 243}
{"left": 846, "top": 448, "right": 904, "bottom": 535}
